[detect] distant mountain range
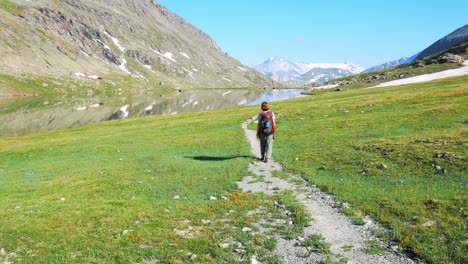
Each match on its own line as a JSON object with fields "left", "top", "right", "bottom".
{"left": 257, "top": 23, "right": 468, "bottom": 87}
{"left": 364, "top": 24, "right": 468, "bottom": 73}
{"left": 252, "top": 57, "right": 364, "bottom": 86}
{"left": 362, "top": 53, "right": 420, "bottom": 73}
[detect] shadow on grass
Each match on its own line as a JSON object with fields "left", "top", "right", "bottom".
{"left": 187, "top": 155, "right": 252, "bottom": 161}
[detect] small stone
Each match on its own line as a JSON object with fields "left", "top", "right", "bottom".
{"left": 251, "top": 256, "right": 259, "bottom": 264}
{"left": 173, "top": 195, "right": 180, "bottom": 200}
{"left": 179, "top": 220, "right": 191, "bottom": 225}
{"left": 219, "top": 243, "right": 229, "bottom": 249}
{"left": 378, "top": 164, "right": 387, "bottom": 170}
{"left": 422, "top": 220, "right": 437, "bottom": 227}
{"left": 221, "top": 196, "right": 228, "bottom": 200}
{"left": 0, "top": 248, "right": 5, "bottom": 255}
{"left": 189, "top": 254, "right": 197, "bottom": 260}
{"left": 201, "top": 219, "right": 212, "bottom": 225}
{"left": 435, "top": 165, "right": 442, "bottom": 170}
{"left": 121, "top": 230, "right": 129, "bottom": 235}
{"left": 60, "top": 198, "right": 66, "bottom": 202}
{"left": 390, "top": 242, "right": 399, "bottom": 251}
{"left": 209, "top": 196, "right": 217, "bottom": 200}
{"left": 242, "top": 227, "right": 252, "bottom": 232}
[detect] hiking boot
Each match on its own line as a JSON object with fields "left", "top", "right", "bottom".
{"left": 264, "top": 158, "right": 269, "bottom": 163}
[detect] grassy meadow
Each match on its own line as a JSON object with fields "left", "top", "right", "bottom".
{"left": 0, "top": 75, "right": 467, "bottom": 263}
{"left": 273, "top": 76, "right": 467, "bottom": 263}
{"left": 0, "top": 109, "right": 295, "bottom": 263}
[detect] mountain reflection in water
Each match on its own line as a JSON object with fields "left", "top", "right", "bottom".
{"left": 0, "top": 89, "right": 304, "bottom": 138}
{"left": 246, "top": 89, "right": 306, "bottom": 106}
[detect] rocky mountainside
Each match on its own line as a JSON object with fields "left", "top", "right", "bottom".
{"left": 363, "top": 24, "right": 468, "bottom": 73}
{"left": 415, "top": 24, "right": 468, "bottom": 60}
{"left": 253, "top": 57, "right": 363, "bottom": 87}
{"left": 0, "top": 0, "right": 277, "bottom": 94}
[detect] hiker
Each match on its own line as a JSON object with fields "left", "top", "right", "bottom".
{"left": 257, "top": 101, "right": 276, "bottom": 163}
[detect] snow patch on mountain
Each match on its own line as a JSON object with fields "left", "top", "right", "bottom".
{"left": 179, "top": 51, "right": 191, "bottom": 59}
{"left": 105, "top": 31, "right": 125, "bottom": 53}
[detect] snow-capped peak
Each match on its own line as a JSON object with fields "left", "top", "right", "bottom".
{"left": 255, "top": 57, "right": 364, "bottom": 76}
{"left": 252, "top": 57, "right": 364, "bottom": 86}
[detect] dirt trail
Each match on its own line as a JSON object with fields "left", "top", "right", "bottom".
{"left": 238, "top": 117, "right": 415, "bottom": 264}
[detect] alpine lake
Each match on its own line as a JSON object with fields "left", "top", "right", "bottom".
{"left": 0, "top": 88, "right": 305, "bottom": 138}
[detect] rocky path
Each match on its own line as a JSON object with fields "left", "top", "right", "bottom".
{"left": 238, "top": 117, "right": 416, "bottom": 264}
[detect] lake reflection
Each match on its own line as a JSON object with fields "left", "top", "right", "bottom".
{"left": 246, "top": 89, "right": 306, "bottom": 106}
{"left": 0, "top": 89, "right": 304, "bottom": 138}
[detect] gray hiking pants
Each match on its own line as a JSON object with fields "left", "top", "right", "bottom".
{"left": 259, "top": 133, "right": 274, "bottom": 160}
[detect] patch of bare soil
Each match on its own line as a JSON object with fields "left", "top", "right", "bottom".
{"left": 238, "top": 117, "right": 416, "bottom": 264}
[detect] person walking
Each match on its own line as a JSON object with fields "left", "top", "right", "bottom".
{"left": 257, "top": 101, "right": 276, "bottom": 163}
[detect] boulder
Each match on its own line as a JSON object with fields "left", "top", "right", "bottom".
{"left": 438, "top": 53, "right": 464, "bottom": 64}
{"left": 412, "top": 60, "right": 425, "bottom": 68}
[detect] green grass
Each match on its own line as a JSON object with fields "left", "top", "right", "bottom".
{"left": 303, "top": 234, "right": 331, "bottom": 254}
{"left": 1, "top": 74, "right": 467, "bottom": 263}
{"left": 274, "top": 191, "right": 311, "bottom": 239}
{"left": 0, "top": 72, "right": 175, "bottom": 98}
{"left": 0, "top": 0, "right": 21, "bottom": 15}
{"left": 0, "top": 108, "right": 282, "bottom": 263}
{"left": 364, "top": 240, "right": 387, "bottom": 255}
{"left": 273, "top": 75, "right": 468, "bottom": 263}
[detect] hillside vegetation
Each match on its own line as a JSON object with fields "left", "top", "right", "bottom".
{"left": 314, "top": 40, "right": 467, "bottom": 90}
{"left": 0, "top": 0, "right": 277, "bottom": 96}
{"left": 0, "top": 75, "right": 467, "bottom": 263}
{"left": 274, "top": 76, "right": 467, "bottom": 263}
{"left": 314, "top": 62, "right": 461, "bottom": 91}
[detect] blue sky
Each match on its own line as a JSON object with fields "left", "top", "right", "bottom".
{"left": 156, "top": 1, "right": 467, "bottom": 68}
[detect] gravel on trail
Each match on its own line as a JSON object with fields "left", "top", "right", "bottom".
{"left": 238, "top": 117, "right": 416, "bottom": 264}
